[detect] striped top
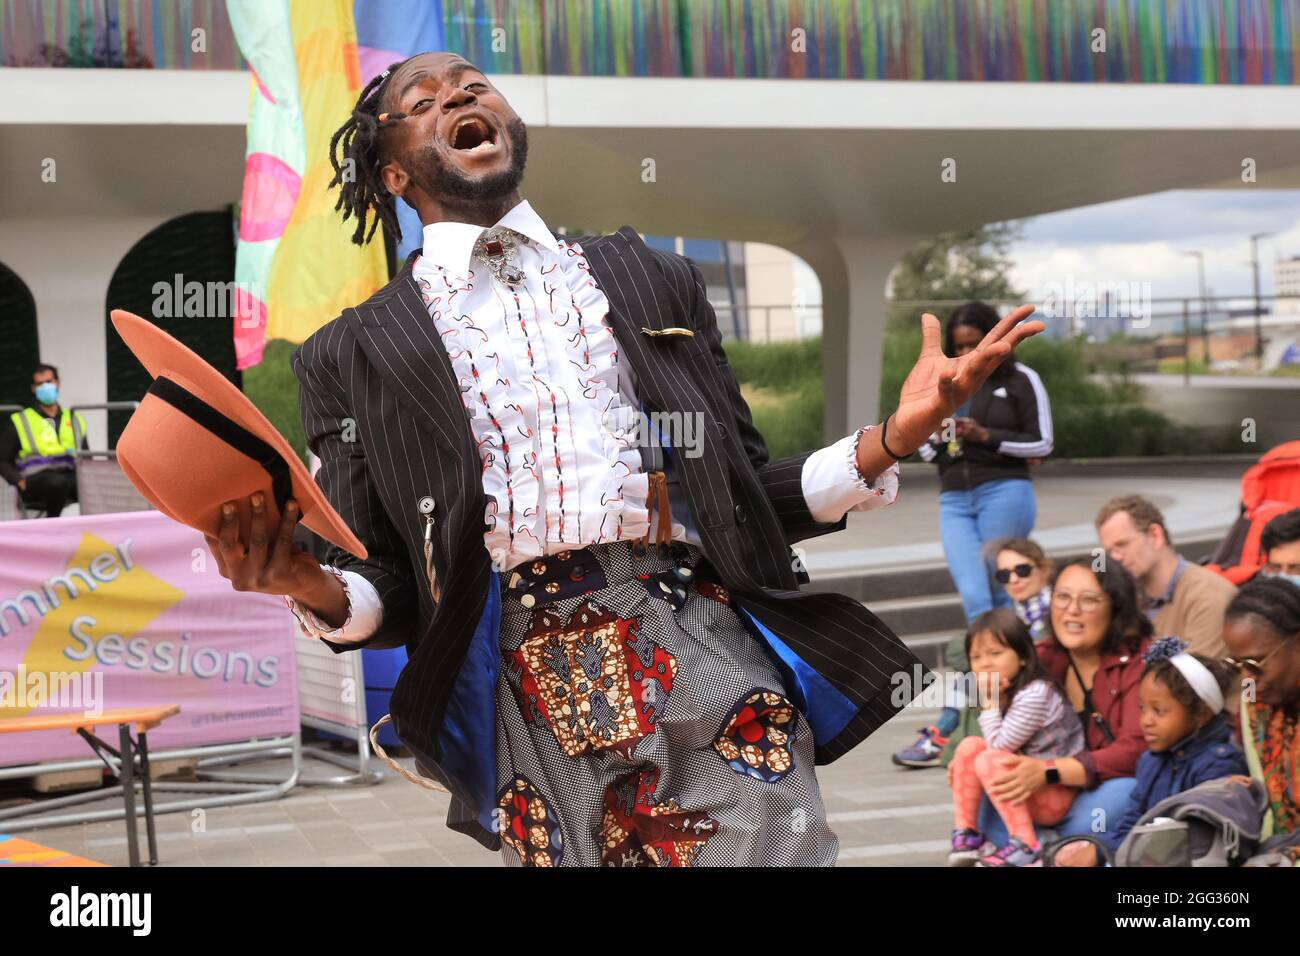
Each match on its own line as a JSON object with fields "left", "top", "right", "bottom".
{"left": 978, "top": 678, "right": 1085, "bottom": 760}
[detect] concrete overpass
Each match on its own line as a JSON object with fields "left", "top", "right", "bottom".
{"left": 3, "top": 68, "right": 1300, "bottom": 438}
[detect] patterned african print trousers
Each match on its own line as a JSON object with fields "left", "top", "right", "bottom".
{"left": 493, "top": 538, "right": 838, "bottom": 867}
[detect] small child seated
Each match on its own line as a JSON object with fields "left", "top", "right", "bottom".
{"left": 1056, "top": 636, "right": 1246, "bottom": 865}
{"left": 947, "top": 609, "right": 1085, "bottom": 867}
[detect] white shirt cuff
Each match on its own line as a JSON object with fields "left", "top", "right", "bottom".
{"left": 284, "top": 565, "right": 384, "bottom": 645}
{"left": 800, "top": 426, "right": 901, "bottom": 523}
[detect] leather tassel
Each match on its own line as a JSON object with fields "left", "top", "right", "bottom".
{"left": 641, "top": 469, "right": 673, "bottom": 549}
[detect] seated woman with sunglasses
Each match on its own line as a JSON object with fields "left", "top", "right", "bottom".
{"left": 1221, "top": 576, "right": 1300, "bottom": 862}
{"left": 994, "top": 538, "right": 1053, "bottom": 642}
{"left": 975, "top": 559, "right": 1152, "bottom": 859}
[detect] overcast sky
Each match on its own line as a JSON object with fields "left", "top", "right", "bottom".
{"left": 1005, "top": 191, "right": 1300, "bottom": 306}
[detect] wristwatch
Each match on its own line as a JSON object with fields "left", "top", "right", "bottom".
{"left": 1044, "top": 760, "right": 1061, "bottom": 786}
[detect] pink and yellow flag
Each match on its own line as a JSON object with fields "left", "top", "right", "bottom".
{"left": 227, "top": 0, "right": 387, "bottom": 369}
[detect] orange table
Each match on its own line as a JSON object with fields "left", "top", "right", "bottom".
{"left": 0, "top": 705, "right": 180, "bottom": 866}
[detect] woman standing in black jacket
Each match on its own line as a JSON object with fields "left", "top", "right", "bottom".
{"left": 894, "top": 301, "right": 1055, "bottom": 767}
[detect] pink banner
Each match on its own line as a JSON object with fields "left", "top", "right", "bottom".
{"left": 0, "top": 511, "right": 298, "bottom": 766}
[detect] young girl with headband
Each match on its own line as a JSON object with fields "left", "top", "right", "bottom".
{"left": 1058, "top": 635, "right": 1246, "bottom": 865}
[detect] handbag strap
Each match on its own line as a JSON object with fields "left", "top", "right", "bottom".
{"left": 1067, "top": 654, "right": 1116, "bottom": 744}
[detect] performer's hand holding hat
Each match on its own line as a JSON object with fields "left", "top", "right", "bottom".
{"left": 110, "top": 309, "right": 361, "bottom": 626}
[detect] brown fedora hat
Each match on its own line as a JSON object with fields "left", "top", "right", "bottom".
{"left": 111, "top": 309, "right": 367, "bottom": 560}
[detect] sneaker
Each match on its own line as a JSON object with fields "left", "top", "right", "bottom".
{"left": 947, "top": 828, "right": 988, "bottom": 866}
{"left": 976, "top": 836, "right": 1043, "bottom": 868}
{"left": 891, "top": 725, "right": 948, "bottom": 768}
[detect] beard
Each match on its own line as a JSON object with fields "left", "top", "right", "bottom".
{"left": 403, "top": 114, "right": 529, "bottom": 204}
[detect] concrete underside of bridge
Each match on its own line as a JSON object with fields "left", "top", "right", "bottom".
{"left": 3, "top": 70, "right": 1299, "bottom": 440}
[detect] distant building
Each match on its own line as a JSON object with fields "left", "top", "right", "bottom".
{"left": 1274, "top": 256, "right": 1300, "bottom": 315}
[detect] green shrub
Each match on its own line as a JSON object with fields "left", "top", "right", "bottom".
{"left": 723, "top": 336, "right": 823, "bottom": 392}
{"left": 730, "top": 330, "right": 1242, "bottom": 460}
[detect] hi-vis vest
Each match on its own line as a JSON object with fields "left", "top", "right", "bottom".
{"left": 10, "top": 406, "right": 86, "bottom": 476}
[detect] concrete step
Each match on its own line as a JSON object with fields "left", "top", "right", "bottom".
{"left": 866, "top": 593, "right": 966, "bottom": 638}
{"left": 894, "top": 629, "right": 961, "bottom": 671}
{"left": 806, "top": 533, "right": 1223, "bottom": 604}
{"left": 804, "top": 533, "right": 1228, "bottom": 651}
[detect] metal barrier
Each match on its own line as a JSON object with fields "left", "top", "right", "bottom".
{"left": 69, "top": 402, "right": 155, "bottom": 516}
{"left": 291, "top": 633, "right": 385, "bottom": 786}
{"left": 0, "top": 736, "right": 301, "bottom": 833}
{"left": 0, "top": 402, "right": 151, "bottom": 520}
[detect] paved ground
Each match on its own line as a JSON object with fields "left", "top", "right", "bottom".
{"left": 8, "top": 708, "right": 954, "bottom": 867}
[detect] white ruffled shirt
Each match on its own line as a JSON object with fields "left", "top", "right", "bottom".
{"left": 289, "top": 199, "right": 898, "bottom": 644}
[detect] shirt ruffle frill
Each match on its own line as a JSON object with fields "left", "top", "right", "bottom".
{"left": 414, "top": 242, "right": 653, "bottom": 571}
{"left": 552, "top": 239, "right": 652, "bottom": 549}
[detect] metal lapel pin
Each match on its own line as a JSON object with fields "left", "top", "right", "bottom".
{"left": 640, "top": 326, "right": 695, "bottom": 338}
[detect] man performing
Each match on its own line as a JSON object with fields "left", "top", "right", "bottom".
{"left": 208, "top": 52, "right": 1042, "bottom": 866}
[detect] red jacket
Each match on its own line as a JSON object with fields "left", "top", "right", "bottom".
{"left": 1037, "top": 636, "right": 1151, "bottom": 788}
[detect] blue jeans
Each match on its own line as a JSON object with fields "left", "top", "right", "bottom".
{"left": 931, "top": 479, "right": 1037, "bottom": 738}
{"left": 977, "top": 776, "right": 1138, "bottom": 847}
{"left": 939, "top": 478, "right": 1038, "bottom": 624}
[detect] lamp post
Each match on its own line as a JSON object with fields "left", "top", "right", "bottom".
{"left": 1250, "top": 232, "right": 1274, "bottom": 366}
{"left": 1183, "top": 250, "right": 1209, "bottom": 369}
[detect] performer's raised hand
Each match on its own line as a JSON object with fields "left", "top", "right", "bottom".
{"left": 888, "top": 305, "right": 1044, "bottom": 454}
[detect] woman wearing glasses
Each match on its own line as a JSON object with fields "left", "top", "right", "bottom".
{"left": 974, "top": 559, "right": 1151, "bottom": 858}
{"left": 1222, "top": 576, "right": 1300, "bottom": 861}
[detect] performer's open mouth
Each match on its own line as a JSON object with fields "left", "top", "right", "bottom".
{"left": 447, "top": 113, "right": 500, "bottom": 158}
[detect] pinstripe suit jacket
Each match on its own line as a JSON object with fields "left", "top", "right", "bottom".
{"left": 293, "top": 225, "right": 925, "bottom": 847}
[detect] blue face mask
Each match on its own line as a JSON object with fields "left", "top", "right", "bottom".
{"left": 1270, "top": 572, "right": 1300, "bottom": 590}
{"left": 34, "top": 382, "right": 58, "bottom": 405}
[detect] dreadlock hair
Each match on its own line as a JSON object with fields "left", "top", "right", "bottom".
{"left": 1226, "top": 575, "right": 1300, "bottom": 642}
{"left": 328, "top": 59, "right": 413, "bottom": 247}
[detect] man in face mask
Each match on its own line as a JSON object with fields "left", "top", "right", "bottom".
{"left": 1260, "top": 509, "right": 1300, "bottom": 588}
{"left": 0, "top": 364, "right": 89, "bottom": 517}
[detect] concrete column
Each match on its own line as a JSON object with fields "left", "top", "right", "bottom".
{"left": 788, "top": 234, "right": 917, "bottom": 442}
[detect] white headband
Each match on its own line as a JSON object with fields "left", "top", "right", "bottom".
{"left": 1150, "top": 636, "right": 1225, "bottom": 714}
{"left": 1171, "top": 655, "right": 1224, "bottom": 713}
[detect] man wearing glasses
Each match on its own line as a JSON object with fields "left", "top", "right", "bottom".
{"left": 1095, "top": 495, "right": 1234, "bottom": 657}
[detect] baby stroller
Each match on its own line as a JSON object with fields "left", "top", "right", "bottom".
{"left": 1204, "top": 440, "right": 1300, "bottom": 584}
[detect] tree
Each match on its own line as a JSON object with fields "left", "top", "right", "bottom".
{"left": 886, "top": 221, "right": 1025, "bottom": 331}
{"left": 880, "top": 222, "right": 1026, "bottom": 417}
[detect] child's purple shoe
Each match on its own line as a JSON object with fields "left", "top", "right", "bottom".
{"left": 976, "top": 836, "right": 1043, "bottom": 867}
{"left": 947, "top": 828, "right": 988, "bottom": 866}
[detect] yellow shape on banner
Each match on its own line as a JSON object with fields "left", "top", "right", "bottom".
{"left": 3, "top": 532, "right": 184, "bottom": 718}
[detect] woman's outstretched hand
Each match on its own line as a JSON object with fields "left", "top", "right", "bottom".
{"left": 888, "top": 305, "right": 1044, "bottom": 454}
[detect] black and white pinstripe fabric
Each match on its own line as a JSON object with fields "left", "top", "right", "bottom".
{"left": 292, "top": 225, "right": 927, "bottom": 851}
